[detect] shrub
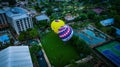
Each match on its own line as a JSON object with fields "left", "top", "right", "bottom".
{"left": 114, "top": 15, "right": 120, "bottom": 28}
{"left": 18, "top": 28, "right": 39, "bottom": 41}
{"left": 87, "top": 10, "right": 96, "bottom": 19}
{"left": 46, "top": 8, "right": 53, "bottom": 16}
{"left": 68, "top": 35, "right": 92, "bottom": 55}
{"left": 73, "top": 16, "right": 81, "bottom": 22}
{"left": 106, "top": 27, "right": 116, "bottom": 36}
{"left": 30, "top": 45, "right": 41, "bottom": 67}
{"left": 30, "top": 45, "right": 41, "bottom": 54}
{"left": 79, "top": 13, "right": 88, "bottom": 21}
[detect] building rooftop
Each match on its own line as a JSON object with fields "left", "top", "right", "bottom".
{"left": 36, "top": 14, "right": 50, "bottom": 22}
{"left": 6, "top": 7, "right": 29, "bottom": 20}
{"left": 0, "top": 46, "right": 33, "bottom": 67}
{"left": 100, "top": 18, "right": 114, "bottom": 26}
{"left": 12, "top": 14, "right": 28, "bottom": 20}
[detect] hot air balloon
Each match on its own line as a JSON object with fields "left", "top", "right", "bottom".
{"left": 51, "top": 20, "right": 65, "bottom": 33}
{"left": 58, "top": 25, "right": 73, "bottom": 41}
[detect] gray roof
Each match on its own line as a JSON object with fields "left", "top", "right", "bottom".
{"left": 0, "top": 46, "right": 33, "bottom": 67}
{"left": 6, "top": 7, "right": 29, "bottom": 20}
{"left": 36, "top": 14, "right": 50, "bottom": 22}
{"left": 12, "top": 14, "right": 28, "bottom": 20}
{"left": 0, "top": 9, "right": 5, "bottom": 14}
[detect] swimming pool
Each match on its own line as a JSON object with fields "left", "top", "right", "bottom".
{"left": 74, "top": 26, "right": 107, "bottom": 45}
{"left": 96, "top": 41, "right": 120, "bottom": 67}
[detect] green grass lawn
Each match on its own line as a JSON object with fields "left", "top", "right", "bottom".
{"left": 41, "top": 31, "right": 80, "bottom": 67}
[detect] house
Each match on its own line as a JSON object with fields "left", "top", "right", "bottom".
{"left": 100, "top": 18, "right": 114, "bottom": 26}
{"left": 92, "top": 8, "right": 103, "bottom": 14}
{"left": 35, "top": 14, "right": 50, "bottom": 22}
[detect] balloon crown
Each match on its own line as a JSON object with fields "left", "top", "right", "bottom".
{"left": 55, "top": 20, "right": 60, "bottom": 22}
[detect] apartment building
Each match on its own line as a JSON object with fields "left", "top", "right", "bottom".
{"left": 5, "top": 7, "right": 33, "bottom": 35}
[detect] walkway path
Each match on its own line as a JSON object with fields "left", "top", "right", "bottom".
{"left": 37, "top": 39, "right": 51, "bottom": 67}
{"left": 76, "top": 55, "right": 93, "bottom": 63}
{"left": 65, "top": 55, "right": 93, "bottom": 67}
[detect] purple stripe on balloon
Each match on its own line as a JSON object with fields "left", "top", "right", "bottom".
{"left": 58, "top": 27, "right": 68, "bottom": 35}
{"left": 59, "top": 27, "right": 65, "bottom": 31}
{"left": 59, "top": 29, "right": 73, "bottom": 39}
{"left": 59, "top": 27, "right": 70, "bottom": 38}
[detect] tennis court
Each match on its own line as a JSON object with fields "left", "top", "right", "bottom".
{"left": 96, "top": 41, "right": 120, "bottom": 66}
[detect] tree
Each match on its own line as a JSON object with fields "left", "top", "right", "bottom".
{"left": 68, "top": 35, "right": 79, "bottom": 46}
{"left": 114, "top": 15, "right": 120, "bottom": 28}
{"left": 34, "top": 5, "right": 41, "bottom": 12}
{"left": 30, "top": 44, "right": 41, "bottom": 67}
{"left": 10, "top": 38, "right": 14, "bottom": 45}
{"left": 18, "top": 31, "right": 27, "bottom": 41}
{"left": 0, "top": 42, "right": 2, "bottom": 47}
{"left": 69, "top": 35, "right": 92, "bottom": 55}
{"left": 30, "top": 44, "right": 41, "bottom": 54}
{"left": 73, "top": 16, "right": 81, "bottom": 22}
{"left": 46, "top": 8, "right": 53, "bottom": 16}
{"left": 87, "top": 10, "right": 96, "bottom": 19}
{"left": 106, "top": 27, "right": 116, "bottom": 36}
{"left": 79, "top": 13, "right": 88, "bottom": 21}
{"left": 29, "top": 28, "right": 39, "bottom": 39}
{"left": 18, "top": 28, "right": 39, "bottom": 41}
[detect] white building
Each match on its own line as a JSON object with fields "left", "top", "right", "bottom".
{"left": 35, "top": 14, "right": 50, "bottom": 22}
{"left": 0, "top": 46, "right": 33, "bottom": 67}
{"left": 0, "top": 9, "right": 8, "bottom": 25}
{"left": 5, "top": 7, "right": 33, "bottom": 35}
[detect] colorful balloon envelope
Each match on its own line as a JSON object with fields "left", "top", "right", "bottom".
{"left": 51, "top": 20, "right": 65, "bottom": 33}
{"left": 58, "top": 25, "right": 73, "bottom": 41}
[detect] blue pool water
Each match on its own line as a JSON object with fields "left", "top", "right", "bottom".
{"left": 75, "top": 29, "right": 106, "bottom": 45}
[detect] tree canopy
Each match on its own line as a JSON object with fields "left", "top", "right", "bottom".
{"left": 18, "top": 28, "right": 39, "bottom": 41}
